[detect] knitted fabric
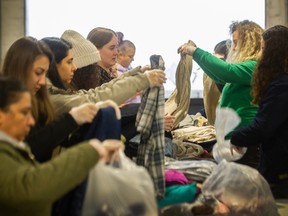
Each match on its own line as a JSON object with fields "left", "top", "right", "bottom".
{"left": 61, "top": 30, "right": 101, "bottom": 68}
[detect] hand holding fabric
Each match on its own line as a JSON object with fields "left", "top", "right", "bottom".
{"left": 230, "top": 143, "right": 246, "bottom": 156}
{"left": 69, "top": 100, "right": 121, "bottom": 125}
{"left": 177, "top": 40, "right": 197, "bottom": 56}
{"left": 164, "top": 114, "right": 176, "bottom": 132}
{"left": 89, "top": 139, "right": 124, "bottom": 162}
{"left": 69, "top": 103, "right": 99, "bottom": 125}
{"left": 95, "top": 100, "right": 121, "bottom": 120}
{"left": 140, "top": 64, "right": 151, "bottom": 72}
{"left": 144, "top": 69, "right": 166, "bottom": 87}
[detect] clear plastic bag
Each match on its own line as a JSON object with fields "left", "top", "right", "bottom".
{"left": 81, "top": 151, "right": 158, "bottom": 216}
{"left": 212, "top": 107, "right": 247, "bottom": 163}
{"left": 201, "top": 160, "right": 279, "bottom": 215}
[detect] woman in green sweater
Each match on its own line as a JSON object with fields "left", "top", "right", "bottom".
{"left": 178, "top": 20, "right": 264, "bottom": 168}
{"left": 0, "top": 76, "right": 123, "bottom": 216}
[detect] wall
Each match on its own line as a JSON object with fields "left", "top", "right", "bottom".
{"left": 0, "top": 0, "right": 287, "bottom": 72}
{"left": 0, "top": 0, "right": 25, "bottom": 68}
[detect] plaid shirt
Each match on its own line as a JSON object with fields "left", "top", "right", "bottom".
{"left": 135, "top": 86, "right": 166, "bottom": 198}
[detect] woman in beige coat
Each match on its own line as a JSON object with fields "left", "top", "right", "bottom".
{"left": 42, "top": 33, "right": 166, "bottom": 116}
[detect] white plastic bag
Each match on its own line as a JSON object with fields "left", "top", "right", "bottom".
{"left": 201, "top": 160, "right": 279, "bottom": 215}
{"left": 212, "top": 107, "right": 247, "bottom": 163}
{"left": 81, "top": 151, "right": 158, "bottom": 216}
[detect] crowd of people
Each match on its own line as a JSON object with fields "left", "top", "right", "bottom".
{"left": 0, "top": 20, "right": 287, "bottom": 215}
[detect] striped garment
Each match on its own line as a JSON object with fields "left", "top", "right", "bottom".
{"left": 135, "top": 86, "right": 166, "bottom": 198}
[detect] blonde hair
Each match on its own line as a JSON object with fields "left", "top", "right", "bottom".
{"left": 226, "top": 20, "right": 264, "bottom": 63}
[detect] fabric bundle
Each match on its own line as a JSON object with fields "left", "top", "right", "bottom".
{"left": 172, "top": 125, "right": 216, "bottom": 143}
{"left": 165, "top": 40, "right": 194, "bottom": 129}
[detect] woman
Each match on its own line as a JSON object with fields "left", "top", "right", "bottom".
{"left": 231, "top": 25, "right": 288, "bottom": 199}
{"left": 41, "top": 34, "right": 166, "bottom": 116}
{"left": 1, "top": 36, "right": 120, "bottom": 163}
{"left": 0, "top": 76, "right": 123, "bottom": 216}
{"left": 178, "top": 20, "right": 264, "bottom": 168}
{"left": 86, "top": 27, "right": 119, "bottom": 87}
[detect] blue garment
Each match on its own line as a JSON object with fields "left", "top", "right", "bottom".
{"left": 83, "top": 106, "right": 121, "bottom": 141}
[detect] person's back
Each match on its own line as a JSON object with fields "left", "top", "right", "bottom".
{"left": 231, "top": 25, "right": 288, "bottom": 198}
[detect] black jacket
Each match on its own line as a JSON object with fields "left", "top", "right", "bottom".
{"left": 26, "top": 113, "right": 79, "bottom": 163}
{"left": 231, "top": 74, "right": 288, "bottom": 184}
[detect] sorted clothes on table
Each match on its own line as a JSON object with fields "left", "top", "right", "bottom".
{"left": 172, "top": 139, "right": 205, "bottom": 160}
{"left": 172, "top": 125, "right": 216, "bottom": 143}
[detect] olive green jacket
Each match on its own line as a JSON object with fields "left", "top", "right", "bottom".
{"left": 47, "top": 66, "right": 150, "bottom": 115}
{"left": 0, "top": 131, "right": 99, "bottom": 216}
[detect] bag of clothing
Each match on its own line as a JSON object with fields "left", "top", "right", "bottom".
{"left": 198, "top": 160, "right": 279, "bottom": 215}
{"left": 81, "top": 151, "right": 158, "bottom": 216}
{"left": 212, "top": 107, "right": 247, "bottom": 162}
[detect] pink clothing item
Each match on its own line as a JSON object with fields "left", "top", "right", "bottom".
{"left": 165, "top": 169, "right": 189, "bottom": 186}
{"left": 116, "top": 63, "right": 141, "bottom": 104}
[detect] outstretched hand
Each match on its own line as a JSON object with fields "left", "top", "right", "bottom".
{"left": 69, "top": 100, "right": 121, "bottom": 125}
{"left": 144, "top": 69, "right": 167, "bottom": 87}
{"left": 69, "top": 103, "right": 99, "bottom": 125}
{"left": 95, "top": 100, "right": 121, "bottom": 120}
{"left": 89, "top": 139, "right": 124, "bottom": 162}
{"left": 177, "top": 41, "right": 197, "bottom": 56}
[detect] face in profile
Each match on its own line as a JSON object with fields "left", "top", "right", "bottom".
{"left": 56, "top": 49, "right": 77, "bottom": 84}
{"left": 0, "top": 92, "right": 35, "bottom": 141}
{"left": 99, "top": 35, "right": 118, "bottom": 69}
{"left": 118, "top": 47, "right": 135, "bottom": 68}
{"left": 28, "top": 55, "right": 50, "bottom": 94}
{"left": 232, "top": 30, "right": 239, "bottom": 52}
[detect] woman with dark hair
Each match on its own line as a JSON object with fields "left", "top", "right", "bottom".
{"left": 0, "top": 76, "right": 123, "bottom": 216}
{"left": 2, "top": 36, "right": 55, "bottom": 123}
{"left": 41, "top": 37, "right": 76, "bottom": 90}
{"left": 2, "top": 36, "right": 119, "bottom": 163}
{"left": 231, "top": 25, "right": 288, "bottom": 198}
{"left": 42, "top": 33, "right": 165, "bottom": 116}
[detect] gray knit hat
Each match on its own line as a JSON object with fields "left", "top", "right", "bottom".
{"left": 61, "top": 30, "right": 101, "bottom": 68}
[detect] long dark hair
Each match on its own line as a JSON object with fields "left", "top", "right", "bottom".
{"left": 41, "top": 37, "right": 72, "bottom": 90}
{"left": 252, "top": 25, "right": 288, "bottom": 104}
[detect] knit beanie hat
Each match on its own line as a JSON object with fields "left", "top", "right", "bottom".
{"left": 61, "top": 30, "right": 101, "bottom": 68}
